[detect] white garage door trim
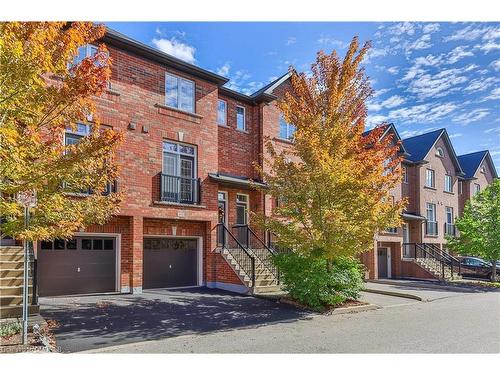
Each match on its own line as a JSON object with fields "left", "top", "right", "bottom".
{"left": 143, "top": 235, "right": 203, "bottom": 288}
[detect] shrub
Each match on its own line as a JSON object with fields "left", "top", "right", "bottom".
{"left": 273, "top": 252, "right": 364, "bottom": 310}
{"left": 0, "top": 321, "right": 22, "bottom": 338}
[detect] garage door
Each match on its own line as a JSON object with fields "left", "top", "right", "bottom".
{"left": 143, "top": 238, "right": 198, "bottom": 289}
{"left": 38, "top": 237, "right": 117, "bottom": 297}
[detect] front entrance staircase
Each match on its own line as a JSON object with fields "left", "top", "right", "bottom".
{"left": 0, "top": 246, "right": 39, "bottom": 320}
{"left": 215, "top": 224, "right": 283, "bottom": 295}
{"left": 403, "top": 242, "right": 462, "bottom": 280}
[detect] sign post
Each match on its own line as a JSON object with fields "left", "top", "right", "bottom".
{"left": 16, "top": 191, "right": 37, "bottom": 346}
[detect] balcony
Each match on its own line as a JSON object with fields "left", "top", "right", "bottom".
{"left": 425, "top": 221, "right": 438, "bottom": 236}
{"left": 445, "top": 223, "right": 456, "bottom": 236}
{"left": 160, "top": 174, "right": 200, "bottom": 205}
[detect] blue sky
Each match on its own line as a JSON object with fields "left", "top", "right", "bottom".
{"left": 106, "top": 22, "right": 500, "bottom": 170}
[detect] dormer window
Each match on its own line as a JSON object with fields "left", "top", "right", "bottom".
{"left": 436, "top": 147, "right": 444, "bottom": 157}
{"left": 480, "top": 165, "right": 486, "bottom": 174}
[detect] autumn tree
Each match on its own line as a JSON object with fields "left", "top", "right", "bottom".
{"left": 256, "top": 37, "right": 405, "bottom": 269}
{"left": 0, "top": 22, "right": 122, "bottom": 241}
{"left": 447, "top": 179, "right": 500, "bottom": 282}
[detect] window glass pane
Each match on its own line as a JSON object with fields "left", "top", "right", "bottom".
{"left": 54, "top": 239, "right": 65, "bottom": 250}
{"left": 180, "top": 158, "right": 193, "bottom": 178}
{"left": 103, "top": 239, "right": 114, "bottom": 250}
{"left": 166, "top": 74, "right": 179, "bottom": 108}
{"left": 65, "top": 133, "right": 82, "bottom": 146}
{"left": 93, "top": 239, "right": 103, "bottom": 250}
{"left": 236, "top": 194, "right": 248, "bottom": 203}
{"left": 163, "top": 154, "right": 177, "bottom": 175}
{"left": 163, "top": 142, "right": 178, "bottom": 152}
{"left": 236, "top": 205, "right": 247, "bottom": 225}
{"left": 81, "top": 239, "right": 92, "bottom": 250}
{"left": 66, "top": 239, "right": 77, "bottom": 250}
{"left": 218, "top": 192, "right": 226, "bottom": 201}
{"left": 179, "top": 144, "right": 194, "bottom": 155}
{"left": 279, "top": 116, "right": 288, "bottom": 139}
{"left": 217, "top": 100, "right": 226, "bottom": 125}
{"left": 40, "top": 241, "right": 53, "bottom": 250}
{"left": 236, "top": 107, "right": 245, "bottom": 130}
{"left": 180, "top": 79, "right": 194, "bottom": 112}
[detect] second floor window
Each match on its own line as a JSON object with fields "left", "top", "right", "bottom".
{"left": 217, "top": 100, "right": 227, "bottom": 126}
{"left": 65, "top": 123, "right": 91, "bottom": 146}
{"left": 73, "top": 44, "right": 98, "bottom": 66}
{"left": 425, "top": 169, "right": 435, "bottom": 188}
{"left": 279, "top": 114, "right": 296, "bottom": 141}
{"left": 161, "top": 141, "right": 197, "bottom": 204}
{"left": 236, "top": 106, "right": 246, "bottom": 131}
{"left": 444, "top": 175, "right": 453, "bottom": 193}
{"left": 165, "top": 73, "right": 195, "bottom": 113}
{"left": 426, "top": 203, "right": 436, "bottom": 223}
{"left": 474, "top": 183, "right": 481, "bottom": 195}
{"left": 445, "top": 206, "right": 454, "bottom": 224}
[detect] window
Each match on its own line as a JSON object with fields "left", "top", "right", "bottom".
{"left": 444, "top": 175, "right": 453, "bottom": 193}
{"left": 402, "top": 166, "right": 408, "bottom": 183}
{"left": 385, "top": 227, "right": 398, "bottom": 234}
{"left": 165, "top": 73, "right": 195, "bottom": 113}
{"left": 445, "top": 207, "right": 454, "bottom": 224}
{"left": 161, "top": 140, "right": 197, "bottom": 203}
{"left": 480, "top": 165, "right": 486, "bottom": 174}
{"left": 435, "top": 147, "right": 444, "bottom": 157}
{"left": 72, "top": 44, "right": 99, "bottom": 66}
{"left": 217, "top": 100, "right": 227, "bottom": 126}
{"left": 473, "top": 183, "right": 481, "bottom": 195}
{"left": 279, "top": 114, "right": 296, "bottom": 141}
{"left": 425, "top": 169, "right": 435, "bottom": 188}
{"left": 236, "top": 106, "right": 246, "bottom": 131}
{"left": 236, "top": 194, "right": 249, "bottom": 225}
{"left": 426, "top": 202, "right": 438, "bottom": 236}
{"left": 458, "top": 180, "right": 463, "bottom": 195}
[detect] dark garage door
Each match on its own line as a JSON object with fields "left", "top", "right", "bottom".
{"left": 38, "top": 237, "right": 117, "bottom": 297}
{"left": 143, "top": 238, "right": 198, "bottom": 289}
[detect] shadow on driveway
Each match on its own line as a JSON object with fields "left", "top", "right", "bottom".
{"left": 40, "top": 287, "right": 311, "bottom": 353}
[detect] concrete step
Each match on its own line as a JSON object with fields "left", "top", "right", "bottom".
{"left": 0, "top": 304, "right": 40, "bottom": 319}
{"left": 0, "top": 277, "right": 32, "bottom": 287}
{"left": 0, "top": 261, "right": 24, "bottom": 270}
{"left": 0, "top": 286, "right": 32, "bottom": 296}
{"left": 0, "top": 269, "right": 24, "bottom": 278}
{"left": 252, "top": 284, "right": 283, "bottom": 294}
{"left": 0, "top": 295, "right": 34, "bottom": 306}
{"left": 0, "top": 254, "right": 25, "bottom": 262}
{"left": 0, "top": 246, "right": 24, "bottom": 256}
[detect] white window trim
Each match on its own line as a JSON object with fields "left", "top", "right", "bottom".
{"left": 218, "top": 191, "right": 229, "bottom": 225}
{"left": 162, "top": 140, "right": 197, "bottom": 179}
{"left": 236, "top": 193, "right": 250, "bottom": 224}
{"left": 444, "top": 175, "right": 453, "bottom": 193}
{"left": 402, "top": 166, "right": 408, "bottom": 184}
{"left": 436, "top": 147, "right": 444, "bottom": 157}
{"left": 425, "top": 168, "right": 435, "bottom": 188}
{"left": 426, "top": 202, "right": 436, "bottom": 222}
{"left": 236, "top": 105, "right": 246, "bottom": 132}
{"left": 217, "top": 99, "right": 227, "bottom": 126}
{"left": 165, "top": 72, "right": 196, "bottom": 114}
{"left": 445, "top": 206, "right": 454, "bottom": 224}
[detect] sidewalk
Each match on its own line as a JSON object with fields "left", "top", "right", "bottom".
{"left": 363, "top": 279, "right": 495, "bottom": 302}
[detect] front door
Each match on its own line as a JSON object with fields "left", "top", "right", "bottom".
{"left": 217, "top": 192, "right": 227, "bottom": 246}
{"left": 377, "top": 247, "right": 388, "bottom": 278}
{"left": 402, "top": 224, "right": 411, "bottom": 257}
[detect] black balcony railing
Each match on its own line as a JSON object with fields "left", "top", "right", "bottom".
{"left": 445, "top": 223, "right": 456, "bottom": 236}
{"left": 160, "top": 174, "right": 200, "bottom": 204}
{"left": 425, "top": 221, "right": 438, "bottom": 236}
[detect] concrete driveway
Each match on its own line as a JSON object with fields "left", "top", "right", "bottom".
{"left": 39, "top": 287, "right": 310, "bottom": 353}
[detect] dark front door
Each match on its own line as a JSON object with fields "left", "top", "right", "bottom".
{"left": 377, "top": 248, "right": 388, "bottom": 278}
{"left": 143, "top": 238, "right": 198, "bottom": 289}
{"left": 38, "top": 237, "right": 116, "bottom": 297}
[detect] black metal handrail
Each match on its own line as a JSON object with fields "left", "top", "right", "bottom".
{"left": 403, "top": 242, "right": 461, "bottom": 278}
{"left": 160, "top": 174, "right": 200, "bottom": 204}
{"left": 215, "top": 223, "right": 255, "bottom": 287}
{"left": 232, "top": 224, "right": 279, "bottom": 283}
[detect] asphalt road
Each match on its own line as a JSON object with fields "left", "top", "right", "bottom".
{"left": 88, "top": 287, "right": 500, "bottom": 353}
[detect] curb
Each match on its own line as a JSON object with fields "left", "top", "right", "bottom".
{"left": 367, "top": 279, "right": 499, "bottom": 293}
{"left": 327, "top": 303, "right": 380, "bottom": 315}
{"left": 362, "top": 288, "right": 424, "bottom": 301}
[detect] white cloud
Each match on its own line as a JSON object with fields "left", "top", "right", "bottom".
{"left": 216, "top": 62, "right": 231, "bottom": 77}
{"left": 406, "top": 34, "right": 432, "bottom": 53}
{"left": 387, "top": 22, "right": 417, "bottom": 36}
{"left": 447, "top": 46, "right": 474, "bottom": 64}
{"left": 381, "top": 95, "right": 406, "bottom": 109}
{"left": 317, "top": 36, "right": 347, "bottom": 48}
{"left": 406, "top": 68, "right": 468, "bottom": 99}
{"left": 372, "top": 88, "right": 391, "bottom": 97}
{"left": 490, "top": 60, "right": 500, "bottom": 71}
{"left": 388, "top": 102, "right": 458, "bottom": 124}
{"left": 364, "top": 47, "right": 388, "bottom": 63}
{"left": 423, "top": 23, "right": 441, "bottom": 34}
{"left": 485, "top": 126, "right": 500, "bottom": 135}
{"left": 452, "top": 109, "right": 490, "bottom": 125}
{"left": 399, "top": 127, "right": 438, "bottom": 138}
{"left": 474, "top": 41, "right": 500, "bottom": 53}
{"left": 386, "top": 66, "right": 399, "bottom": 75}
{"left": 286, "top": 37, "right": 297, "bottom": 46}
{"left": 366, "top": 114, "right": 388, "bottom": 128}
{"left": 443, "top": 25, "right": 499, "bottom": 42}
{"left": 449, "top": 133, "right": 463, "bottom": 139}
{"left": 464, "top": 77, "right": 497, "bottom": 92}
{"left": 152, "top": 37, "right": 196, "bottom": 64}
{"left": 482, "top": 87, "right": 500, "bottom": 101}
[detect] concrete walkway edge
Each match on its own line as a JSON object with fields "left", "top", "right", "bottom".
{"left": 362, "top": 288, "right": 424, "bottom": 301}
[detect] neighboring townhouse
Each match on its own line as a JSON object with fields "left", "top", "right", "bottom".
{"left": 457, "top": 151, "right": 498, "bottom": 215}
{"left": 361, "top": 128, "right": 497, "bottom": 281}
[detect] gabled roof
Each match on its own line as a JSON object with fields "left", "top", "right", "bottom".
{"left": 102, "top": 28, "right": 229, "bottom": 86}
{"left": 402, "top": 128, "right": 464, "bottom": 175}
{"left": 362, "top": 123, "right": 410, "bottom": 156}
{"left": 250, "top": 72, "right": 291, "bottom": 98}
{"left": 457, "top": 150, "right": 498, "bottom": 179}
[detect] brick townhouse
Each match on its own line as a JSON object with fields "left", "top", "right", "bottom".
{"left": 363, "top": 128, "right": 498, "bottom": 281}
{"left": 1, "top": 29, "right": 498, "bottom": 308}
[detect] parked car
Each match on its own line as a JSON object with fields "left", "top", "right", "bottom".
{"left": 458, "top": 256, "right": 500, "bottom": 281}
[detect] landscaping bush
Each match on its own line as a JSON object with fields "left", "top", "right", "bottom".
{"left": 0, "top": 322, "right": 22, "bottom": 338}
{"left": 273, "top": 252, "right": 364, "bottom": 310}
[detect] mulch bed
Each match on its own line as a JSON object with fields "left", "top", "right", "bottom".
{"left": 0, "top": 319, "right": 59, "bottom": 353}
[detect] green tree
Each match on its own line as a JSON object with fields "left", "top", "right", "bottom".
{"left": 447, "top": 179, "right": 500, "bottom": 282}
{"left": 0, "top": 22, "right": 122, "bottom": 241}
